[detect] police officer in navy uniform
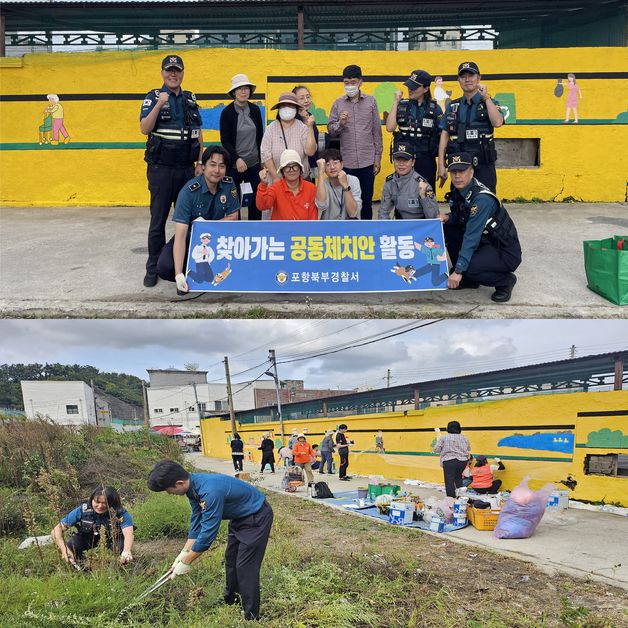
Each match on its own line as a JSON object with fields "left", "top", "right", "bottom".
{"left": 443, "top": 153, "right": 521, "bottom": 303}
{"left": 51, "top": 486, "right": 134, "bottom": 565}
{"left": 156, "top": 146, "right": 239, "bottom": 294}
{"left": 385, "top": 69, "right": 442, "bottom": 190}
{"left": 437, "top": 61, "right": 504, "bottom": 193}
{"left": 140, "top": 55, "right": 203, "bottom": 288}
{"left": 379, "top": 141, "right": 439, "bottom": 220}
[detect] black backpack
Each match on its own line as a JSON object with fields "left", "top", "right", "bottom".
{"left": 312, "top": 481, "right": 334, "bottom": 499}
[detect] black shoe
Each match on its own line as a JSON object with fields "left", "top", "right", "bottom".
{"left": 339, "top": 477, "right": 350, "bottom": 481}
{"left": 143, "top": 272, "right": 158, "bottom": 287}
{"left": 491, "top": 273, "right": 517, "bottom": 303}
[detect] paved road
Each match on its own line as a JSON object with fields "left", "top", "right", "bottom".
{"left": 1, "top": 203, "right": 626, "bottom": 318}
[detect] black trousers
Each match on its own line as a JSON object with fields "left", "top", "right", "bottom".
{"left": 473, "top": 480, "right": 502, "bottom": 494}
{"left": 232, "top": 455, "right": 244, "bottom": 471}
{"left": 228, "top": 163, "right": 262, "bottom": 221}
{"left": 472, "top": 162, "right": 497, "bottom": 193}
{"left": 260, "top": 452, "right": 275, "bottom": 473}
{"left": 344, "top": 165, "right": 375, "bottom": 221}
{"left": 156, "top": 232, "right": 192, "bottom": 282}
{"left": 413, "top": 153, "right": 437, "bottom": 191}
{"left": 444, "top": 222, "right": 521, "bottom": 289}
{"left": 66, "top": 531, "right": 122, "bottom": 561}
{"left": 224, "top": 500, "right": 273, "bottom": 621}
{"left": 442, "top": 458, "right": 468, "bottom": 498}
{"left": 146, "top": 163, "right": 194, "bottom": 274}
{"left": 339, "top": 451, "right": 349, "bottom": 478}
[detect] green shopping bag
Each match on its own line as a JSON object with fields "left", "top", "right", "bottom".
{"left": 583, "top": 235, "right": 628, "bottom": 305}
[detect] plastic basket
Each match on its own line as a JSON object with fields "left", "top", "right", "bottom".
{"left": 466, "top": 505, "right": 501, "bottom": 531}
{"left": 367, "top": 483, "right": 400, "bottom": 501}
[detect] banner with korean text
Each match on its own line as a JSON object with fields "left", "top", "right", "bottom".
{"left": 185, "top": 219, "right": 448, "bottom": 293}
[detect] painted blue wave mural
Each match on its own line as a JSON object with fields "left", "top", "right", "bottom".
{"left": 497, "top": 432, "right": 574, "bottom": 453}
{"left": 200, "top": 103, "right": 267, "bottom": 131}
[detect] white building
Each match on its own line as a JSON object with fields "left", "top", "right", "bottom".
{"left": 20, "top": 380, "right": 110, "bottom": 427}
{"left": 146, "top": 369, "right": 276, "bottom": 431}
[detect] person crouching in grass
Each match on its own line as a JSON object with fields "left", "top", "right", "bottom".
{"left": 147, "top": 460, "right": 273, "bottom": 621}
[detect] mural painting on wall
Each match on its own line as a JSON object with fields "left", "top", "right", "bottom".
{"left": 497, "top": 431, "right": 575, "bottom": 453}
{"left": 585, "top": 428, "right": 628, "bottom": 448}
{"left": 38, "top": 94, "right": 70, "bottom": 145}
{"left": 563, "top": 74, "right": 582, "bottom": 124}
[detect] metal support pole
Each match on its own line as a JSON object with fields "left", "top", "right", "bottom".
{"left": 224, "top": 356, "right": 237, "bottom": 435}
{"left": 191, "top": 382, "right": 202, "bottom": 429}
{"left": 614, "top": 357, "right": 624, "bottom": 391}
{"left": 413, "top": 388, "right": 420, "bottom": 410}
{"left": 0, "top": 13, "right": 5, "bottom": 58}
{"left": 297, "top": 6, "right": 304, "bottom": 49}
{"left": 268, "top": 349, "right": 284, "bottom": 442}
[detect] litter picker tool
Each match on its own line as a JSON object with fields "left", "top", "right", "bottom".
{"left": 135, "top": 567, "right": 173, "bottom": 602}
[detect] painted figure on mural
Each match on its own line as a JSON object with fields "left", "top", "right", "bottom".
{"left": 45, "top": 94, "right": 70, "bottom": 145}
{"left": 563, "top": 73, "right": 582, "bottom": 124}
{"left": 433, "top": 77, "right": 451, "bottom": 114}
{"left": 38, "top": 107, "right": 53, "bottom": 145}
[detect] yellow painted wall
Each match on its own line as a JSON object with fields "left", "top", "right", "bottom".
{"left": 1, "top": 46, "right": 627, "bottom": 205}
{"left": 200, "top": 389, "right": 628, "bottom": 505}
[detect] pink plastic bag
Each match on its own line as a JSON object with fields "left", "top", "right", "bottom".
{"left": 494, "top": 476, "right": 554, "bottom": 539}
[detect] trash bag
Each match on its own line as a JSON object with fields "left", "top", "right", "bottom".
{"left": 432, "top": 497, "right": 455, "bottom": 522}
{"left": 583, "top": 235, "right": 628, "bottom": 305}
{"left": 494, "top": 476, "right": 554, "bottom": 539}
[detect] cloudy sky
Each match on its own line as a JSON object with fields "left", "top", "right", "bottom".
{"left": 1, "top": 319, "right": 626, "bottom": 391}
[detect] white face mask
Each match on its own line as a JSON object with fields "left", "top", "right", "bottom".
{"left": 278, "top": 107, "right": 297, "bottom": 121}
{"left": 344, "top": 85, "right": 359, "bottom": 97}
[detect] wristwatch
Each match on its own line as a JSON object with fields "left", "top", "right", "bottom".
{"left": 342, "top": 186, "right": 351, "bottom": 192}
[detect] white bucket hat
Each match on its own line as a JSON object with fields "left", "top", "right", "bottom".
{"left": 279, "top": 149, "right": 303, "bottom": 172}
{"left": 228, "top": 73, "right": 256, "bottom": 97}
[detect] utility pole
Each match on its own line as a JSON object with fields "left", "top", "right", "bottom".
{"left": 90, "top": 379, "right": 99, "bottom": 425}
{"left": 142, "top": 382, "right": 150, "bottom": 428}
{"left": 224, "top": 356, "right": 237, "bottom": 436}
{"left": 386, "top": 369, "right": 391, "bottom": 388}
{"left": 191, "top": 382, "right": 202, "bottom": 430}
{"left": 268, "top": 349, "right": 284, "bottom": 442}
{"left": 570, "top": 344, "right": 577, "bottom": 359}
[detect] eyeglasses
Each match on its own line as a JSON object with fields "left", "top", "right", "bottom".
{"left": 283, "top": 164, "right": 301, "bottom": 172}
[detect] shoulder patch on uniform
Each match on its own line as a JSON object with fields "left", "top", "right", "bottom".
{"left": 385, "top": 174, "right": 394, "bottom": 182}
{"left": 470, "top": 204, "right": 478, "bottom": 216}
{"left": 427, "top": 190, "right": 435, "bottom": 199}
{"left": 231, "top": 187, "right": 238, "bottom": 198}
{"left": 222, "top": 176, "right": 234, "bottom": 183}
{"left": 188, "top": 182, "right": 201, "bottom": 192}
{"left": 142, "top": 98, "right": 152, "bottom": 106}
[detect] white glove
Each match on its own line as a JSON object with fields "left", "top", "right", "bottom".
{"left": 120, "top": 550, "right": 133, "bottom": 564}
{"left": 172, "top": 548, "right": 190, "bottom": 568}
{"left": 171, "top": 561, "right": 192, "bottom": 578}
{"left": 494, "top": 458, "right": 501, "bottom": 463}
{"left": 175, "top": 273, "right": 189, "bottom": 293}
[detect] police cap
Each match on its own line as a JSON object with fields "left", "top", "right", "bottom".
{"left": 457, "top": 61, "right": 480, "bottom": 76}
{"left": 392, "top": 141, "right": 415, "bottom": 159}
{"left": 404, "top": 70, "right": 432, "bottom": 89}
{"left": 447, "top": 152, "right": 474, "bottom": 171}
{"left": 162, "top": 55, "right": 184, "bottom": 71}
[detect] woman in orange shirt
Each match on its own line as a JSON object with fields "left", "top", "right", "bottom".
{"left": 256, "top": 150, "right": 317, "bottom": 220}
{"left": 292, "top": 433, "right": 316, "bottom": 483}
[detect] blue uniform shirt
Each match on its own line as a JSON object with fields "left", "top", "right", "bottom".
{"left": 61, "top": 505, "right": 134, "bottom": 529}
{"left": 186, "top": 472, "right": 266, "bottom": 552}
{"left": 439, "top": 92, "right": 500, "bottom": 132}
{"left": 140, "top": 84, "right": 185, "bottom": 127}
{"left": 420, "top": 246, "right": 442, "bottom": 265}
{"left": 172, "top": 175, "right": 240, "bottom": 225}
{"left": 449, "top": 179, "right": 497, "bottom": 274}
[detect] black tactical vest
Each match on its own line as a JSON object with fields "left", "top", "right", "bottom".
{"left": 450, "top": 179, "right": 519, "bottom": 248}
{"left": 445, "top": 97, "right": 497, "bottom": 165}
{"left": 75, "top": 500, "right": 126, "bottom": 536}
{"left": 394, "top": 99, "right": 440, "bottom": 157}
{"left": 145, "top": 89, "right": 202, "bottom": 166}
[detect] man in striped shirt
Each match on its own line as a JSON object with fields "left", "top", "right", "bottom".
{"left": 328, "top": 65, "right": 383, "bottom": 221}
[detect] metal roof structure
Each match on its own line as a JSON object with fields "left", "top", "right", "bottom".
{"left": 218, "top": 350, "right": 628, "bottom": 424}
{"left": 1, "top": 0, "right": 625, "bottom": 52}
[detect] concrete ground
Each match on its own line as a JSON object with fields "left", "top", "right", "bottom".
{"left": 188, "top": 453, "right": 628, "bottom": 591}
{"left": 1, "top": 203, "right": 627, "bottom": 318}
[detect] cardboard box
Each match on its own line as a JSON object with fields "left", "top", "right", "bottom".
{"left": 389, "top": 502, "right": 414, "bottom": 525}
{"left": 235, "top": 472, "right": 251, "bottom": 482}
{"left": 429, "top": 516, "right": 445, "bottom": 532}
